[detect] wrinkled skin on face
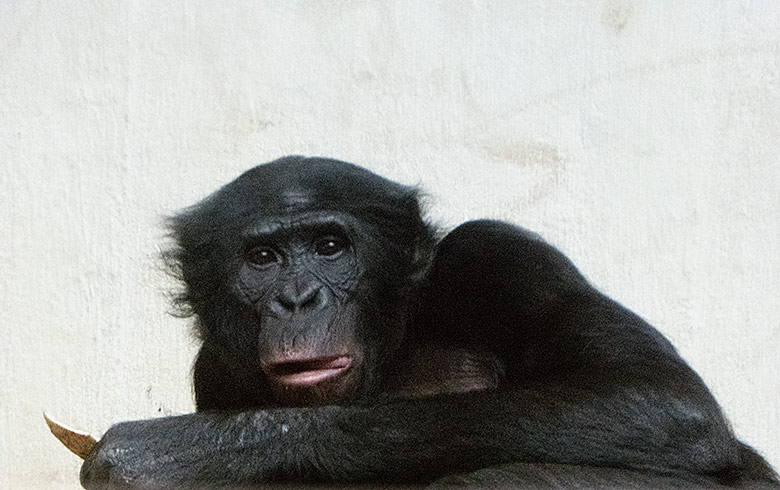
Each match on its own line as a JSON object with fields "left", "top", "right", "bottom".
{"left": 235, "top": 211, "right": 371, "bottom": 406}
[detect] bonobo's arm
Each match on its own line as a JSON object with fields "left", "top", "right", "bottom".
{"left": 80, "top": 381, "right": 738, "bottom": 488}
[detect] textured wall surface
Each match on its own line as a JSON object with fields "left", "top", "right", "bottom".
{"left": 1, "top": 1, "right": 778, "bottom": 488}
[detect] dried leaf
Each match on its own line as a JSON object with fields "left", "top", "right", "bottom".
{"left": 44, "top": 412, "right": 98, "bottom": 459}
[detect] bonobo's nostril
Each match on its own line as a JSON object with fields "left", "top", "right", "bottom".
{"left": 276, "top": 280, "right": 323, "bottom": 313}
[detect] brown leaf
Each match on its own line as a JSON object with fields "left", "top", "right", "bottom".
{"left": 44, "top": 412, "right": 98, "bottom": 459}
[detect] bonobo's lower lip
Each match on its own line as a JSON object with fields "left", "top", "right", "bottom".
{"left": 265, "top": 356, "right": 352, "bottom": 386}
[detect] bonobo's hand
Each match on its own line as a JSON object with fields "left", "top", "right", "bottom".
{"left": 79, "top": 414, "right": 232, "bottom": 490}
{"left": 80, "top": 419, "right": 174, "bottom": 489}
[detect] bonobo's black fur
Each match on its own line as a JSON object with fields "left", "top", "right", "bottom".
{"left": 80, "top": 156, "right": 778, "bottom": 489}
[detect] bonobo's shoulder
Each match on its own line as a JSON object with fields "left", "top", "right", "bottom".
{"left": 442, "top": 219, "right": 546, "bottom": 245}
{"left": 437, "top": 220, "right": 574, "bottom": 273}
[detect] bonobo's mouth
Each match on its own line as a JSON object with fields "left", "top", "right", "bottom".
{"left": 264, "top": 355, "right": 352, "bottom": 386}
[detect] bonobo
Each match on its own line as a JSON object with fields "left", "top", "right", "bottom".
{"left": 80, "top": 156, "right": 778, "bottom": 489}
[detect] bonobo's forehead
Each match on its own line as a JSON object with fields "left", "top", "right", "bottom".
{"left": 225, "top": 156, "right": 410, "bottom": 215}
{"left": 243, "top": 210, "right": 352, "bottom": 242}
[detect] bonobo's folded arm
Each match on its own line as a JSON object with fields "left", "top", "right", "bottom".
{"left": 81, "top": 375, "right": 738, "bottom": 488}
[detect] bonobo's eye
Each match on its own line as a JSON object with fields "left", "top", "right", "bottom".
{"left": 245, "top": 246, "right": 280, "bottom": 268}
{"left": 314, "top": 236, "right": 348, "bottom": 258}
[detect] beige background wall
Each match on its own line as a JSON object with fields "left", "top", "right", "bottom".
{"left": 1, "top": 1, "right": 779, "bottom": 488}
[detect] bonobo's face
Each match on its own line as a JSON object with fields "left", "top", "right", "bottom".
{"left": 235, "top": 210, "right": 371, "bottom": 405}
{"left": 169, "top": 156, "right": 433, "bottom": 408}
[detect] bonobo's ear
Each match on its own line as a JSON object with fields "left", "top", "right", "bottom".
{"left": 405, "top": 189, "right": 438, "bottom": 285}
{"left": 160, "top": 193, "right": 233, "bottom": 322}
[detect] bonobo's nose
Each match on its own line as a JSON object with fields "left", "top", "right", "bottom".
{"left": 270, "top": 278, "right": 325, "bottom": 316}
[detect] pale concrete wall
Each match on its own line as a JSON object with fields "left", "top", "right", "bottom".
{"left": 1, "top": 1, "right": 778, "bottom": 487}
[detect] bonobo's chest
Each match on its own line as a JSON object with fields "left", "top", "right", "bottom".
{"left": 383, "top": 343, "right": 505, "bottom": 398}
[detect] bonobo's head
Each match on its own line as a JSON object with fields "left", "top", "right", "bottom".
{"left": 166, "top": 156, "right": 435, "bottom": 406}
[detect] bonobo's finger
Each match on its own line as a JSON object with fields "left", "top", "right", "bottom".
{"left": 44, "top": 412, "right": 99, "bottom": 459}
